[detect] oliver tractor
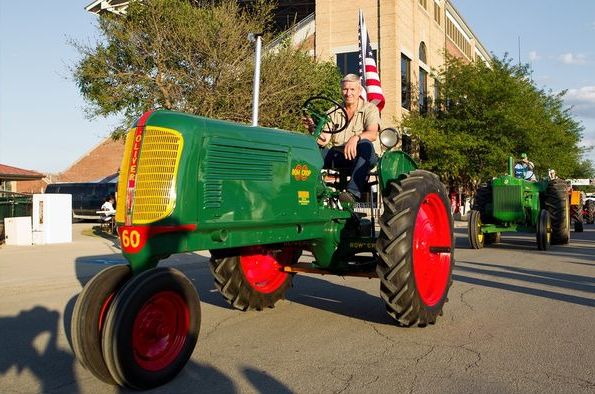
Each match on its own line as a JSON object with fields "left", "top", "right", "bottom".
{"left": 468, "top": 157, "right": 570, "bottom": 250}
{"left": 71, "top": 98, "right": 454, "bottom": 389}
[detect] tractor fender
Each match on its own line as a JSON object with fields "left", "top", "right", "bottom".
{"left": 378, "top": 151, "right": 418, "bottom": 195}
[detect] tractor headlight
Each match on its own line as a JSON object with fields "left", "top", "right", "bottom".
{"left": 380, "top": 127, "right": 400, "bottom": 149}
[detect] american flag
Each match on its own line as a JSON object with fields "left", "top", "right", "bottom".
{"left": 358, "top": 9, "right": 385, "bottom": 112}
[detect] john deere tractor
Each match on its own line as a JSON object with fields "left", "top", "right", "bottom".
{"left": 468, "top": 157, "right": 570, "bottom": 250}
{"left": 70, "top": 97, "right": 455, "bottom": 389}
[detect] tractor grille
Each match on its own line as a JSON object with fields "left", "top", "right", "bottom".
{"left": 493, "top": 184, "right": 523, "bottom": 221}
{"left": 116, "top": 126, "right": 183, "bottom": 224}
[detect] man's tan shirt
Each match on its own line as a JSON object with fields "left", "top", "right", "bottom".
{"left": 327, "top": 98, "right": 382, "bottom": 155}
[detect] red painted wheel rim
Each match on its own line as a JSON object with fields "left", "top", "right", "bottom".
{"left": 132, "top": 291, "right": 189, "bottom": 371}
{"left": 98, "top": 293, "right": 116, "bottom": 332}
{"left": 412, "top": 193, "right": 452, "bottom": 306}
{"left": 240, "top": 252, "right": 289, "bottom": 294}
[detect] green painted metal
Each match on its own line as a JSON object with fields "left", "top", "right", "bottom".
{"left": 378, "top": 151, "right": 417, "bottom": 194}
{"left": 118, "top": 110, "right": 418, "bottom": 274}
{"left": 479, "top": 157, "right": 551, "bottom": 238}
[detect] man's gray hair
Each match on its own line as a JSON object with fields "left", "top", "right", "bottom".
{"left": 341, "top": 73, "right": 361, "bottom": 85}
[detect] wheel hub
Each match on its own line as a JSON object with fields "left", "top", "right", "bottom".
{"left": 412, "top": 193, "right": 452, "bottom": 306}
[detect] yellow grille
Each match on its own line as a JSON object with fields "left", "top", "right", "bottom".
{"left": 115, "top": 126, "right": 183, "bottom": 224}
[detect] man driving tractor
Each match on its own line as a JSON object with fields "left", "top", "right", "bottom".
{"left": 304, "top": 74, "right": 382, "bottom": 203}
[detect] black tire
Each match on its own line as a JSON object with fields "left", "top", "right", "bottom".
{"left": 102, "top": 267, "right": 200, "bottom": 390}
{"left": 71, "top": 265, "right": 131, "bottom": 385}
{"left": 376, "top": 170, "right": 454, "bottom": 327}
{"left": 536, "top": 209, "right": 551, "bottom": 251}
{"left": 574, "top": 220, "right": 584, "bottom": 232}
{"left": 210, "top": 247, "right": 300, "bottom": 311}
{"left": 485, "top": 232, "right": 501, "bottom": 245}
{"left": 585, "top": 201, "right": 595, "bottom": 224}
{"left": 468, "top": 210, "right": 484, "bottom": 249}
{"left": 545, "top": 179, "right": 570, "bottom": 245}
{"left": 472, "top": 181, "right": 493, "bottom": 221}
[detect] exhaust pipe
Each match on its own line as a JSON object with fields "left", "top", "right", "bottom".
{"left": 249, "top": 33, "right": 263, "bottom": 127}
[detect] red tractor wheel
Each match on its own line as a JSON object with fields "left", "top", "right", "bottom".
{"left": 209, "top": 247, "right": 300, "bottom": 311}
{"left": 101, "top": 267, "right": 200, "bottom": 390}
{"left": 376, "top": 170, "right": 454, "bottom": 326}
{"left": 71, "top": 265, "right": 131, "bottom": 384}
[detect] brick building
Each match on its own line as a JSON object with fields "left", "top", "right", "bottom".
{"left": 86, "top": 0, "right": 489, "bottom": 130}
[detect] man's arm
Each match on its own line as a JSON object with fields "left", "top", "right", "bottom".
{"left": 344, "top": 104, "right": 380, "bottom": 160}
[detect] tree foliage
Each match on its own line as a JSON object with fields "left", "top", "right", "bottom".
{"left": 72, "top": 0, "right": 341, "bottom": 138}
{"left": 403, "top": 54, "right": 593, "bottom": 190}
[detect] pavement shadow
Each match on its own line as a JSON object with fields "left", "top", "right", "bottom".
{"left": 0, "top": 306, "right": 80, "bottom": 393}
{"left": 454, "top": 260, "right": 595, "bottom": 307}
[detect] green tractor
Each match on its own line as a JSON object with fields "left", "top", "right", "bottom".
{"left": 70, "top": 97, "right": 455, "bottom": 389}
{"left": 468, "top": 157, "right": 570, "bottom": 251}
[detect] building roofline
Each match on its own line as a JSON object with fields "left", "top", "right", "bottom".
{"left": 445, "top": 0, "right": 491, "bottom": 61}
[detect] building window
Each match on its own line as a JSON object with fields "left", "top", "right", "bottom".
{"left": 434, "top": 2, "right": 441, "bottom": 25}
{"left": 419, "top": 0, "right": 427, "bottom": 10}
{"left": 401, "top": 54, "right": 411, "bottom": 110}
{"left": 419, "top": 42, "right": 427, "bottom": 64}
{"left": 419, "top": 67, "right": 428, "bottom": 113}
{"left": 336, "top": 50, "right": 376, "bottom": 76}
{"left": 445, "top": 14, "right": 472, "bottom": 58}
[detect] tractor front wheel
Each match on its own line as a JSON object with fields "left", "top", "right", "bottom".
{"left": 71, "top": 265, "right": 131, "bottom": 384}
{"left": 101, "top": 267, "right": 200, "bottom": 390}
{"left": 210, "top": 247, "right": 300, "bottom": 311}
{"left": 376, "top": 170, "right": 454, "bottom": 327}
{"left": 485, "top": 232, "right": 501, "bottom": 245}
{"left": 468, "top": 210, "right": 484, "bottom": 249}
{"left": 536, "top": 209, "right": 551, "bottom": 251}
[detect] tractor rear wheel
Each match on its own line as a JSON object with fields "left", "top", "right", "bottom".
{"left": 101, "top": 267, "right": 200, "bottom": 390}
{"left": 536, "top": 209, "right": 551, "bottom": 251}
{"left": 468, "top": 210, "right": 484, "bottom": 249}
{"left": 376, "top": 170, "right": 454, "bottom": 327}
{"left": 71, "top": 265, "right": 131, "bottom": 385}
{"left": 209, "top": 247, "right": 300, "bottom": 311}
{"left": 545, "top": 179, "right": 570, "bottom": 245}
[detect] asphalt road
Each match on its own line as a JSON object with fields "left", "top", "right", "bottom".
{"left": 0, "top": 222, "right": 593, "bottom": 393}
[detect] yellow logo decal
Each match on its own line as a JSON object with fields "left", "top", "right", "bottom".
{"left": 292, "top": 164, "right": 312, "bottom": 181}
{"left": 298, "top": 191, "right": 310, "bottom": 205}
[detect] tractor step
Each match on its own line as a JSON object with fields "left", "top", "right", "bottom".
{"left": 283, "top": 263, "right": 378, "bottom": 278}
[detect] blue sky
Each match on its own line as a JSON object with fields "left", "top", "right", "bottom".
{"left": 1, "top": 1, "right": 594, "bottom": 173}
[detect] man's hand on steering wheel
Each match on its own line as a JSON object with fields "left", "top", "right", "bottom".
{"left": 301, "top": 96, "right": 348, "bottom": 135}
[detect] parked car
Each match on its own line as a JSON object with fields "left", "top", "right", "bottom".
{"left": 45, "top": 182, "right": 116, "bottom": 220}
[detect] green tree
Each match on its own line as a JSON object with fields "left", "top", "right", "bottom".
{"left": 403, "top": 54, "right": 593, "bottom": 191}
{"left": 72, "top": 0, "right": 341, "bottom": 138}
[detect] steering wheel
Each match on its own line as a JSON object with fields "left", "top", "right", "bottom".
{"left": 301, "top": 96, "right": 349, "bottom": 135}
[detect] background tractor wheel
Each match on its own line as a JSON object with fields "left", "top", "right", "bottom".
{"left": 376, "top": 170, "right": 454, "bottom": 327}
{"left": 585, "top": 201, "right": 595, "bottom": 224}
{"left": 485, "top": 232, "right": 501, "bottom": 245}
{"left": 210, "top": 247, "right": 300, "bottom": 311}
{"left": 71, "top": 265, "right": 131, "bottom": 385}
{"left": 545, "top": 179, "right": 570, "bottom": 244}
{"left": 102, "top": 267, "right": 200, "bottom": 390}
{"left": 468, "top": 210, "right": 484, "bottom": 249}
{"left": 536, "top": 209, "right": 551, "bottom": 251}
